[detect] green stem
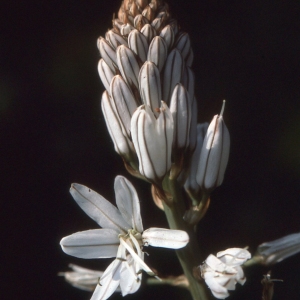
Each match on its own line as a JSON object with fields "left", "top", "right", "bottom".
{"left": 162, "top": 178, "right": 210, "bottom": 300}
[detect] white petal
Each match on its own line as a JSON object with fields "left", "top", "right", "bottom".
{"left": 68, "top": 264, "right": 104, "bottom": 278}
{"left": 91, "top": 259, "right": 122, "bottom": 300}
{"left": 61, "top": 264, "right": 104, "bottom": 291}
{"left": 114, "top": 176, "right": 143, "bottom": 233}
{"left": 205, "top": 254, "right": 236, "bottom": 274}
{"left": 142, "top": 228, "right": 189, "bottom": 249}
{"left": 119, "top": 261, "right": 142, "bottom": 295}
{"left": 214, "top": 275, "right": 237, "bottom": 291}
{"left": 217, "top": 248, "right": 251, "bottom": 266}
{"left": 60, "top": 229, "right": 119, "bottom": 258}
{"left": 205, "top": 276, "right": 230, "bottom": 299}
{"left": 70, "top": 183, "right": 130, "bottom": 233}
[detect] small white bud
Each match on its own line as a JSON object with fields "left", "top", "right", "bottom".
{"left": 196, "top": 101, "right": 230, "bottom": 191}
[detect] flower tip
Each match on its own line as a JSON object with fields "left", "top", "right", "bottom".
{"left": 220, "top": 100, "right": 226, "bottom": 117}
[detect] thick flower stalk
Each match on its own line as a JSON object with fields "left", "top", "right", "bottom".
{"left": 60, "top": 175, "right": 189, "bottom": 300}
{"left": 200, "top": 248, "right": 251, "bottom": 299}
{"left": 97, "top": 0, "right": 196, "bottom": 180}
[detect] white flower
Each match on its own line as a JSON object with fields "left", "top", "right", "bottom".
{"left": 58, "top": 264, "right": 121, "bottom": 292}
{"left": 60, "top": 176, "right": 189, "bottom": 300}
{"left": 201, "top": 248, "right": 251, "bottom": 299}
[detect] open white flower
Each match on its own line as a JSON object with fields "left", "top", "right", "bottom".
{"left": 60, "top": 176, "right": 189, "bottom": 300}
{"left": 200, "top": 248, "right": 251, "bottom": 299}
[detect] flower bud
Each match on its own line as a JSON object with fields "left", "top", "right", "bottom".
{"left": 147, "top": 36, "right": 168, "bottom": 71}
{"left": 105, "top": 30, "right": 128, "bottom": 50}
{"left": 110, "top": 75, "right": 138, "bottom": 137}
{"left": 141, "top": 24, "right": 156, "bottom": 44}
{"left": 169, "top": 83, "right": 192, "bottom": 151}
{"left": 159, "top": 25, "right": 175, "bottom": 50}
{"left": 101, "top": 90, "right": 135, "bottom": 161}
{"left": 139, "top": 61, "right": 161, "bottom": 116}
{"left": 256, "top": 232, "right": 300, "bottom": 265}
{"left": 97, "top": 59, "right": 116, "bottom": 92}
{"left": 116, "top": 45, "right": 140, "bottom": 90}
{"left": 174, "top": 32, "right": 191, "bottom": 61}
{"left": 184, "top": 123, "right": 209, "bottom": 196}
{"left": 97, "top": 37, "right": 118, "bottom": 72}
{"left": 162, "top": 49, "right": 184, "bottom": 105}
{"left": 128, "top": 29, "right": 149, "bottom": 62}
{"left": 196, "top": 101, "right": 230, "bottom": 191}
{"left": 131, "top": 102, "right": 173, "bottom": 183}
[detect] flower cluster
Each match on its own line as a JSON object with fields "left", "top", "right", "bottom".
{"left": 98, "top": 0, "right": 197, "bottom": 184}
{"left": 200, "top": 248, "right": 251, "bottom": 299}
{"left": 60, "top": 176, "right": 189, "bottom": 299}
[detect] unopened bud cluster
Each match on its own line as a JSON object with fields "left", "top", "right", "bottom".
{"left": 98, "top": 0, "right": 197, "bottom": 184}
{"left": 97, "top": 0, "right": 230, "bottom": 211}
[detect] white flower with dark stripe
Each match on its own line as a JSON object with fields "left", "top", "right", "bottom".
{"left": 60, "top": 176, "right": 189, "bottom": 300}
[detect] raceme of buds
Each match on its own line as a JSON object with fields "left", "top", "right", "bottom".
{"left": 97, "top": 1, "right": 196, "bottom": 179}
{"left": 201, "top": 248, "right": 251, "bottom": 299}
{"left": 196, "top": 101, "right": 230, "bottom": 191}
{"left": 131, "top": 102, "right": 173, "bottom": 183}
{"left": 256, "top": 232, "right": 300, "bottom": 265}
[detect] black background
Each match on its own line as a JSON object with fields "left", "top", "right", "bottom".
{"left": 2, "top": 0, "right": 300, "bottom": 299}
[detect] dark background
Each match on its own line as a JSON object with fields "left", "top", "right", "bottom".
{"left": 2, "top": 0, "right": 300, "bottom": 299}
